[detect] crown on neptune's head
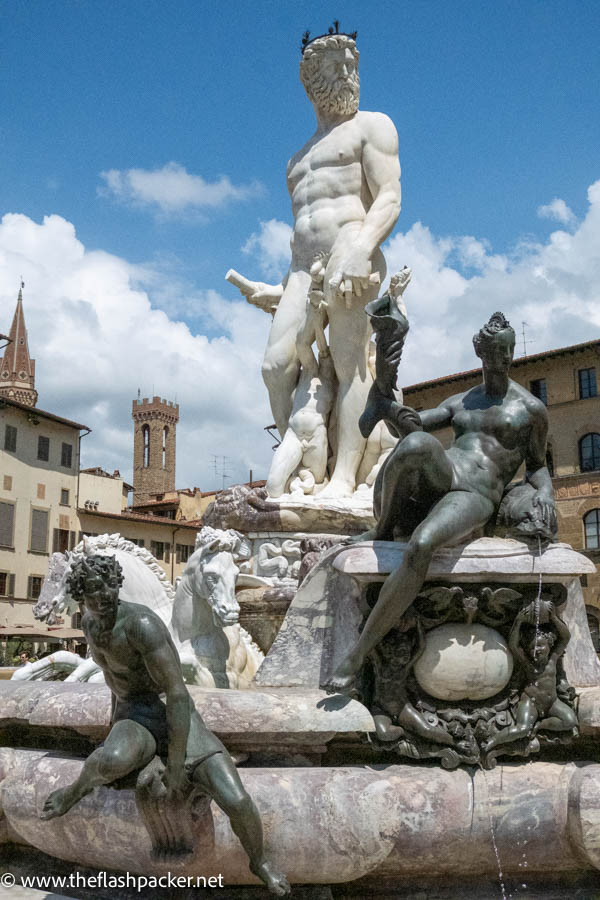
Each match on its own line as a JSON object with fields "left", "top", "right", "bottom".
{"left": 301, "top": 21, "right": 357, "bottom": 54}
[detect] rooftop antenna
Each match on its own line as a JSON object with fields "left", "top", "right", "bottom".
{"left": 520, "top": 321, "right": 534, "bottom": 357}
{"left": 211, "top": 454, "right": 231, "bottom": 490}
{"left": 137, "top": 388, "right": 141, "bottom": 402}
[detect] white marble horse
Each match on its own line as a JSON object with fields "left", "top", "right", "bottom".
{"left": 15, "top": 532, "right": 262, "bottom": 688}
{"left": 172, "top": 527, "right": 263, "bottom": 689}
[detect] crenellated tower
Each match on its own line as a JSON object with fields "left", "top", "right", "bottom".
{"left": 131, "top": 395, "right": 179, "bottom": 504}
{"left": 0, "top": 287, "right": 38, "bottom": 407}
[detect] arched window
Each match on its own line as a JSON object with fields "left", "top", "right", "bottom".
{"left": 579, "top": 433, "right": 600, "bottom": 472}
{"left": 584, "top": 509, "right": 600, "bottom": 550}
{"left": 162, "top": 426, "right": 169, "bottom": 469}
{"left": 142, "top": 425, "right": 150, "bottom": 468}
{"left": 585, "top": 606, "right": 600, "bottom": 654}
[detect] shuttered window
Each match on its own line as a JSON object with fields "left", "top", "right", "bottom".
{"left": 176, "top": 544, "right": 192, "bottom": 564}
{"left": 0, "top": 501, "right": 15, "bottom": 547}
{"left": 27, "top": 575, "right": 43, "bottom": 599}
{"left": 61, "top": 443, "right": 73, "bottom": 468}
{"left": 0, "top": 573, "right": 15, "bottom": 597}
{"left": 30, "top": 508, "right": 49, "bottom": 553}
{"left": 529, "top": 379, "right": 547, "bottom": 405}
{"left": 579, "top": 368, "right": 598, "bottom": 400}
{"left": 37, "top": 435, "right": 50, "bottom": 461}
{"left": 585, "top": 509, "right": 600, "bottom": 550}
{"left": 51, "top": 529, "right": 76, "bottom": 553}
{"left": 151, "top": 541, "right": 164, "bottom": 560}
{"left": 4, "top": 425, "right": 17, "bottom": 452}
{"left": 580, "top": 434, "right": 600, "bottom": 473}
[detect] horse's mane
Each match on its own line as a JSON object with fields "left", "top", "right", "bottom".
{"left": 192, "top": 526, "right": 246, "bottom": 564}
{"left": 73, "top": 534, "right": 176, "bottom": 602}
{"left": 36, "top": 533, "right": 176, "bottom": 621}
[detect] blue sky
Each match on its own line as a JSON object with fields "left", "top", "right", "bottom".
{"left": 1, "top": 1, "right": 600, "bottom": 489}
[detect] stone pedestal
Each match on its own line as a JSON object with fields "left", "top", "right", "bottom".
{"left": 256, "top": 538, "right": 599, "bottom": 690}
{"left": 204, "top": 483, "right": 374, "bottom": 537}
{"left": 255, "top": 537, "right": 599, "bottom": 768}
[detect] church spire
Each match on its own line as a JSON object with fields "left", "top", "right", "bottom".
{"left": 0, "top": 284, "right": 38, "bottom": 407}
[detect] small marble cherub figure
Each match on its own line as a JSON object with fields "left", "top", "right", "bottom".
{"left": 266, "top": 254, "right": 336, "bottom": 498}
{"left": 484, "top": 602, "right": 577, "bottom": 752}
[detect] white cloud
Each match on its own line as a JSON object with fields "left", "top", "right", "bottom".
{"left": 384, "top": 179, "right": 600, "bottom": 387}
{"left": 454, "top": 236, "right": 507, "bottom": 273}
{"left": 537, "top": 197, "right": 576, "bottom": 226}
{"left": 242, "top": 218, "right": 292, "bottom": 281}
{"left": 0, "top": 213, "right": 273, "bottom": 489}
{"left": 98, "top": 162, "right": 263, "bottom": 217}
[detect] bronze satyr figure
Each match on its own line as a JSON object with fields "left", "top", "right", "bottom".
{"left": 40, "top": 553, "right": 289, "bottom": 896}
{"left": 324, "top": 311, "right": 557, "bottom": 695}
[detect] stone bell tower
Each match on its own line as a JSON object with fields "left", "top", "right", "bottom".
{"left": 131, "top": 395, "right": 179, "bottom": 505}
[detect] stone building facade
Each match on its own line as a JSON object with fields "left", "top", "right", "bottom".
{"left": 403, "top": 337, "right": 600, "bottom": 645}
{"left": 0, "top": 397, "right": 86, "bottom": 628}
{"left": 131, "top": 396, "right": 179, "bottom": 504}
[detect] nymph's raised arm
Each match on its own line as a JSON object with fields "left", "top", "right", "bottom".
{"left": 419, "top": 401, "right": 454, "bottom": 432}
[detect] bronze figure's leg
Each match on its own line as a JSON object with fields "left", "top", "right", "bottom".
{"left": 193, "top": 752, "right": 290, "bottom": 896}
{"left": 484, "top": 697, "right": 538, "bottom": 751}
{"left": 324, "top": 464, "right": 495, "bottom": 693}
{"left": 41, "top": 720, "right": 156, "bottom": 820}
{"left": 536, "top": 698, "right": 578, "bottom": 733}
{"left": 373, "top": 713, "right": 406, "bottom": 742}
{"left": 397, "top": 702, "right": 454, "bottom": 747}
{"left": 373, "top": 432, "right": 453, "bottom": 540}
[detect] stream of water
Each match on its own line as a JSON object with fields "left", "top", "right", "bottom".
{"left": 478, "top": 764, "right": 508, "bottom": 900}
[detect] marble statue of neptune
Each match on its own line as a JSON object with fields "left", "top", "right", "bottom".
{"left": 231, "top": 28, "right": 402, "bottom": 498}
